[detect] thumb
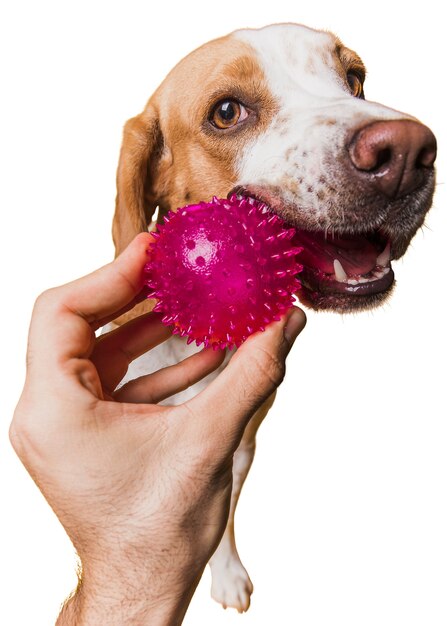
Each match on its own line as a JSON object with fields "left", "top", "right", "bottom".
{"left": 186, "top": 306, "right": 306, "bottom": 448}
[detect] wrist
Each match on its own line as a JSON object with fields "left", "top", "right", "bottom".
{"left": 58, "top": 587, "right": 194, "bottom": 626}
{"left": 57, "top": 557, "right": 202, "bottom": 626}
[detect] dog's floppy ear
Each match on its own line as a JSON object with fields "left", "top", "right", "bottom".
{"left": 112, "top": 105, "right": 163, "bottom": 257}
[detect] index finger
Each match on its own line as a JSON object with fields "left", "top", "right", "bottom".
{"left": 61, "top": 232, "right": 152, "bottom": 325}
{"left": 28, "top": 233, "right": 152, "bottom": 368}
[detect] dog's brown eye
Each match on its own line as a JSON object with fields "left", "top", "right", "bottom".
{"left": 347, "top": 71, "right": 364, "bottom": 98}
{"left": 211, "top": 100, "right": 248, "bottom": 129}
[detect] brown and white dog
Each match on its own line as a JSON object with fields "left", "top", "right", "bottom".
{"left": 109, "top": 23, "right": 437, "bottom": 612}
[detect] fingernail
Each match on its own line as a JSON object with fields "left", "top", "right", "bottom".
{"left": 284, "top": 308, "right": 306, "bottom": 345}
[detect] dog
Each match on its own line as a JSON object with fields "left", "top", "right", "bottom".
{"left": 108, "top": 23, "right": 437, "bottom": 612}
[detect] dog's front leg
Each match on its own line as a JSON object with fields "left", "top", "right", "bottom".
{"left": 209, "top": 391, "right": 276, "bottom": 613}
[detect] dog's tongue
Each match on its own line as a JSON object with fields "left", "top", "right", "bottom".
{"left": 293, "top": 230, "right": 378, "bottom": 276}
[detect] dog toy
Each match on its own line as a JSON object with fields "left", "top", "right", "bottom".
{"left": 144, "top": 195, "right": 302, "bottom": 350}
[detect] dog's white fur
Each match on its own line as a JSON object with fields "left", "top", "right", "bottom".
{"left": 234, "top": 26, "right": 407, "bottom": 218}
{"left": 109, "top": 23, "right": 434, "bottom": 612}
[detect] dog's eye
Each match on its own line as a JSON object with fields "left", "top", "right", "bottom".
{"left": 210, "top": 100, "right": 249, "bottom": 129}
{"left": 347, "top": 71, "right": 364, "bottom": 99}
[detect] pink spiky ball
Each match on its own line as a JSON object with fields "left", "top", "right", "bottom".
{"left": 144, "top": 195, "right": 303, "bottom": 350}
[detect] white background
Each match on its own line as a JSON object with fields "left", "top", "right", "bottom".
{"left": 1, "top": 1, "right": 446, "bottom": 624}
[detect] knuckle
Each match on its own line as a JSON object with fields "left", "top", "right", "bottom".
{"left": 8, "top": 419, "right": 21, "bottom": 453}
{"left": 25, "top": 346, "right": 35, "bottom": 370}
{"left": 10, "top": 393, "right": 48, "bottom": 463}
{"left": 9, "top": 406, "right": 31, "bottom": 459}
{"left": 34, "top": 287, "right": 60, "bottom": 312}
{"left": 249, "top": 345, "right": 286, "bottom": 389}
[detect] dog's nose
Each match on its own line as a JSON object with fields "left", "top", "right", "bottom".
{"left": 348, "top": 120, "right": 437, "bottom": 199}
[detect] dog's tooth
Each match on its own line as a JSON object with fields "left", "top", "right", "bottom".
{"left": 376, "top": 241, "right": 391, "bottom": 267}
{"left": 333, "top": 259, "right": 348, "bottom": 282}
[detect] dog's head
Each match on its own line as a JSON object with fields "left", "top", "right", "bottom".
{"left": 113, "top": 23, "right": 436, "bottom": 313}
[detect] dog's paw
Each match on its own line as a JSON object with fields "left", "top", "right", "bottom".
{"left": 210, "top": 555, "right": 254, "bottom": 613}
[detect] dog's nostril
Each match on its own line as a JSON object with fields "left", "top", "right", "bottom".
{"left": 348, "top": 133, "right": 393, "bottom": 173}
{"left": 374, "top": 147, "right": 392, "bottom": 171}
{"left": 416, "top": 144, "right": 437, "bottom": 169}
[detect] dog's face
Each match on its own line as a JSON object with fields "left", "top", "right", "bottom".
{"left": 113, "top": 23, "right": 436, "bottom": 313}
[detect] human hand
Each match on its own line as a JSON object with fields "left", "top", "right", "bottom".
{"left": 10, "top": 233, "right": 306, "bottom": 626}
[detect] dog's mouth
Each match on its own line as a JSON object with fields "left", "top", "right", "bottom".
{"left": 294, "top": 227, "right": 394, "bottom": 300}
{"left": 230, "top": 187, "right": 396, "bottom": 312}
